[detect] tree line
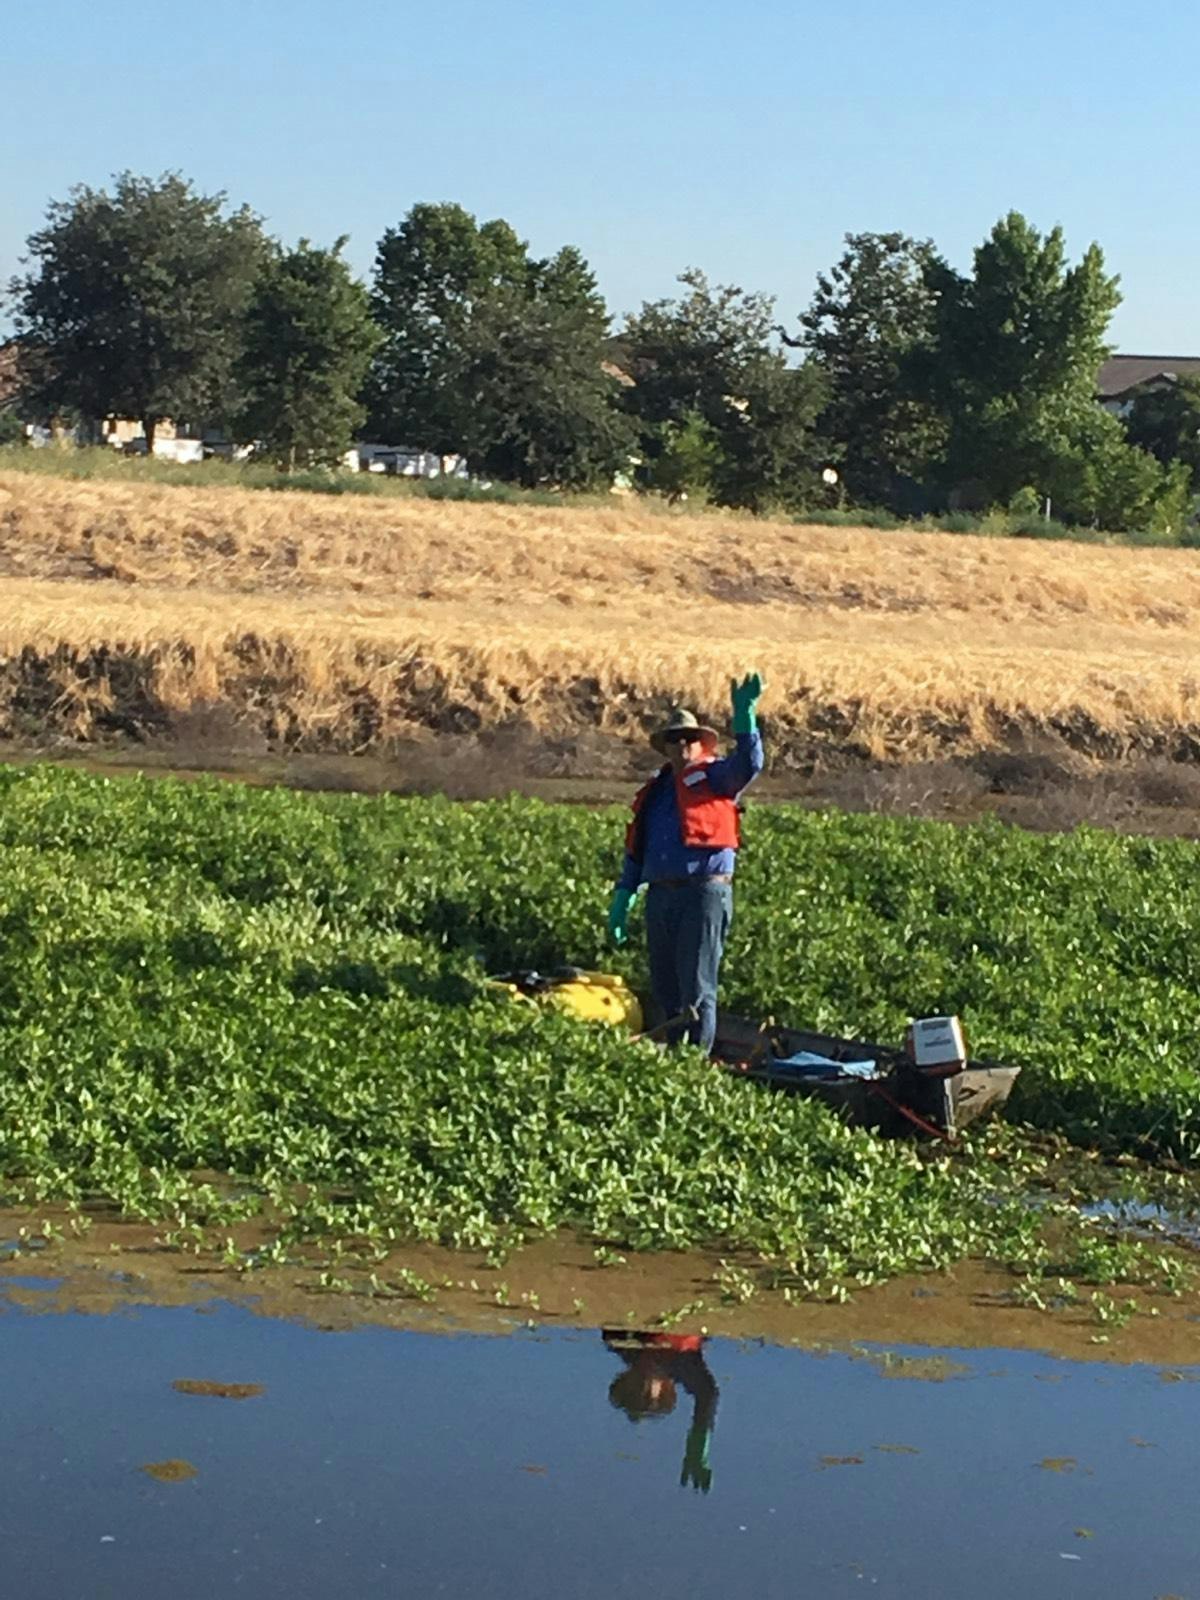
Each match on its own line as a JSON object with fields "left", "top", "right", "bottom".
{"left": 5, "top": 172, "right": 1198, "bottom": 531}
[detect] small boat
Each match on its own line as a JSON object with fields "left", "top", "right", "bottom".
{"left": 712, "top": 1013, "right": 1021, "bottom": 1139}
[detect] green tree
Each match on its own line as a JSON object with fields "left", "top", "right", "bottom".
{"left": 929, "top": 213, "right": 1117, "bottom": 508}
{"left": 1033, "top": 395, "right": 1192, "bottom": 532}
{"left": 458, "top": 282, "right": 634, "bottom": 489}
{"left": 713, "top": 358, "right": 826, "bottom": 514}
{"left": 366, "top": 202, "right": 530, "bottom": 457}
{"left": 920, "top": 211, "right": 1185, "bottom": 531}
{"left": 1097, "top": 444, "right": 1193, "bottom": 536}
{"left": 234, "top": 238, "right": 380, "bottom": 471}
{"left": 621, "top": 270, "right": 771, "bottom": 431}
{"left": 622, "top": 270, "right": 822, "bottom": 511}
{"left": 367, "top": 202, "right": 626, "bottom": 486}
{"left": 797, "top": 232, "right": 946, "bottom": 508}
{"left": 640, "top": 410, "right": 721, "bottom": 504}
{"left": 1123, "top": 377, "right": 1200, "bottom": 490}
{"left": 8, "top": 172, "right": 264, "bottom": 451}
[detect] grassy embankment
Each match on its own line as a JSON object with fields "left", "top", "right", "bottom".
{"left": 2, "top": 764, "right": 1199, "bottom": 1313}
{"left": 4, "top": 458, "right": 1200, "bottom": 770}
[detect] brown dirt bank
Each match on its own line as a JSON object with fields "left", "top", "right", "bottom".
{"left": 3, "top": 1212, "right": 1198, "bottom": 1369}
{"left": 10, "top": 737, "right": 1200, "bottom": 842}
{"left": 3, "top": 471, "right": 1200, "bottom": 769}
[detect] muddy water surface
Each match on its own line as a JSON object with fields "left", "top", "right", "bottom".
{"left": 2, "top": 1277, "right": 1197, "bottom": 1600}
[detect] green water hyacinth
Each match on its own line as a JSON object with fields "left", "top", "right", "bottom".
{"left": 0, "top": 764, "right": 1197, "bottom": 1281}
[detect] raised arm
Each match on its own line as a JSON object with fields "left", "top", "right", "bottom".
{"left": 704, "top": 673, "right": 765, "bottom": 796}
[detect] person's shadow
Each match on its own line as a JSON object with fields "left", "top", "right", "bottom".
{"left": 602, "top": 1329, "right": 719, "bottom": 1493}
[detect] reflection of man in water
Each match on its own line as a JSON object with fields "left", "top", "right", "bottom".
{"left": 603, "top": 1330, "right": 719, "bottom": 1493}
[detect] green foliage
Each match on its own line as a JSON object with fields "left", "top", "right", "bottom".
{"left": 456, "top": 273, "right": 635, "bottom": 489}
{"left": 798, "top": 231, "right": 947, "bottom": 508}
{"left": 919, "top": 212, "right": 1183, "bottom": 530}
{"left": 4, "top": 767, "right": 1200, "bottom": 1290}
{"left": 798, "top": 506, "right": 906, "bottom": 531}
{"left": 5, "top": 164, "right": 1193, "bottom": 526}
{"left": 935, "top": 213, "right": 1118, "bottom": 409}
{"left": 714, "top": 358, "right": 826, "bottom": 515}
{"left": 235, "top": 238, "right": 380, "bottom": 470}
{"left": 1123, "top": 376, "right": 1200, "bottom": 492}
{"left": 791, "top": 213, "right": 1186, "bottom": 534}
{"left": 9, "top": 171, "right": 265, "bottom": 448}
{"left": 1086, "top": 425, "right": 1193, "bottom": 537}
{"left": 1007, "top": 486, "right": 1042, "bottom": 519}
{"left": 367, "top": 204, "right": 625, "bottom": 487}
{"left": 640, "top": 410, "right": 720, "bottom": 503}
{"left": 0, "top": 766, "right": 1030, "bottom": 1279}
{"left": 5, "top": 164, "right": 1196, "bottom": 527}
{"left": 367, "top": 202, "right": 529, "bottom": 458}
{"left": 621, "top": 270, "right": 822, "bottom": 513}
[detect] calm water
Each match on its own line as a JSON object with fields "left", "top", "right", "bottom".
{"left": 2, "top": 1281, "right": 1197, "bottom": 1600}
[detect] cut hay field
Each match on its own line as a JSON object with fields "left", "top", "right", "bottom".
{"left": 4, "top": 468, "right": 1200, "bottom": 769}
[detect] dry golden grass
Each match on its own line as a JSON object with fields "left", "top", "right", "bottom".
{"left": 4, "top": 470, "right": 1200, "bottom": 761}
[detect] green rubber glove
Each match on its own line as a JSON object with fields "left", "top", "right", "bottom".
{"left": 680, "top": 1422, "right": 713, "bottom": 1494}
{"left": 607, "top": 887, "right": 634, "bottom": 946}
{"left": 730, "top": 671, "right": 763, "bottom": 735}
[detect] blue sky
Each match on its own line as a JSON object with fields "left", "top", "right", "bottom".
{"left": 3, "top": 0, "right": 1197, "bottom": 350}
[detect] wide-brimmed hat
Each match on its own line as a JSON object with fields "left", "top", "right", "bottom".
{"left": 650, "top": 707, "right": 719, "bottom": 755}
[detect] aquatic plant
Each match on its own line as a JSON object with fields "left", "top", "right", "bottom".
{"left": 1, "top": 765, "right": 1199, "bottom": 1286}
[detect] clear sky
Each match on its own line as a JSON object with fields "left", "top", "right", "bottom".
{"left": 3, "top": 0, "right": 1197, "bottom": 351}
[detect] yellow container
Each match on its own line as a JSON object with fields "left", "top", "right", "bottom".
{"left": 542, "top": 971, "right": 644, "bottom": 1033}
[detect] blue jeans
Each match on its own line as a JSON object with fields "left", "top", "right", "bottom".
{"left": 644, "top": 879, "right": 733, "bottom": 1053}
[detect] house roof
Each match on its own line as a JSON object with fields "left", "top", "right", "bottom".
{"left": 600, "top": 359, "right": 635, "bottom": 388}
{"left": 1097, "top": 354, "right": 1200, "bottom": 399}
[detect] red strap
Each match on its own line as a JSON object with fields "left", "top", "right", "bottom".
{"left": 868, "top": 1080, "right": 952, "bottom": 1141}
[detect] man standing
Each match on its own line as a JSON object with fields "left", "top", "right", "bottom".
{"left": 607, "top": 673, "right": 764, "bottom": 1052}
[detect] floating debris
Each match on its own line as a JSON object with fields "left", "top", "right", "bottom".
{"left": 172, "top": 1378, "right": 263, "bottom": 1400}
{"left": 818, "top": 1455, "right": 864, "bottom": 1468}
{"left": 1039, "top": 1457, "right": 1077, "bottom": 1474}
{"left": 142, "top": 1459, "right": 197, "bottom": 1483}
{"left": 854, "top": 1349, "right": 970, "bottom": 1383}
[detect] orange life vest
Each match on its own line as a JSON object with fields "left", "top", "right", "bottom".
{"left": 646, "top": 1331, "right": 704, "bottom": 1352}
{"left": 625, "top": 757, "right": 741, "bottom": 861}
{"left": 602, "top": 1329, "right": 705, "bottom": 1353}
